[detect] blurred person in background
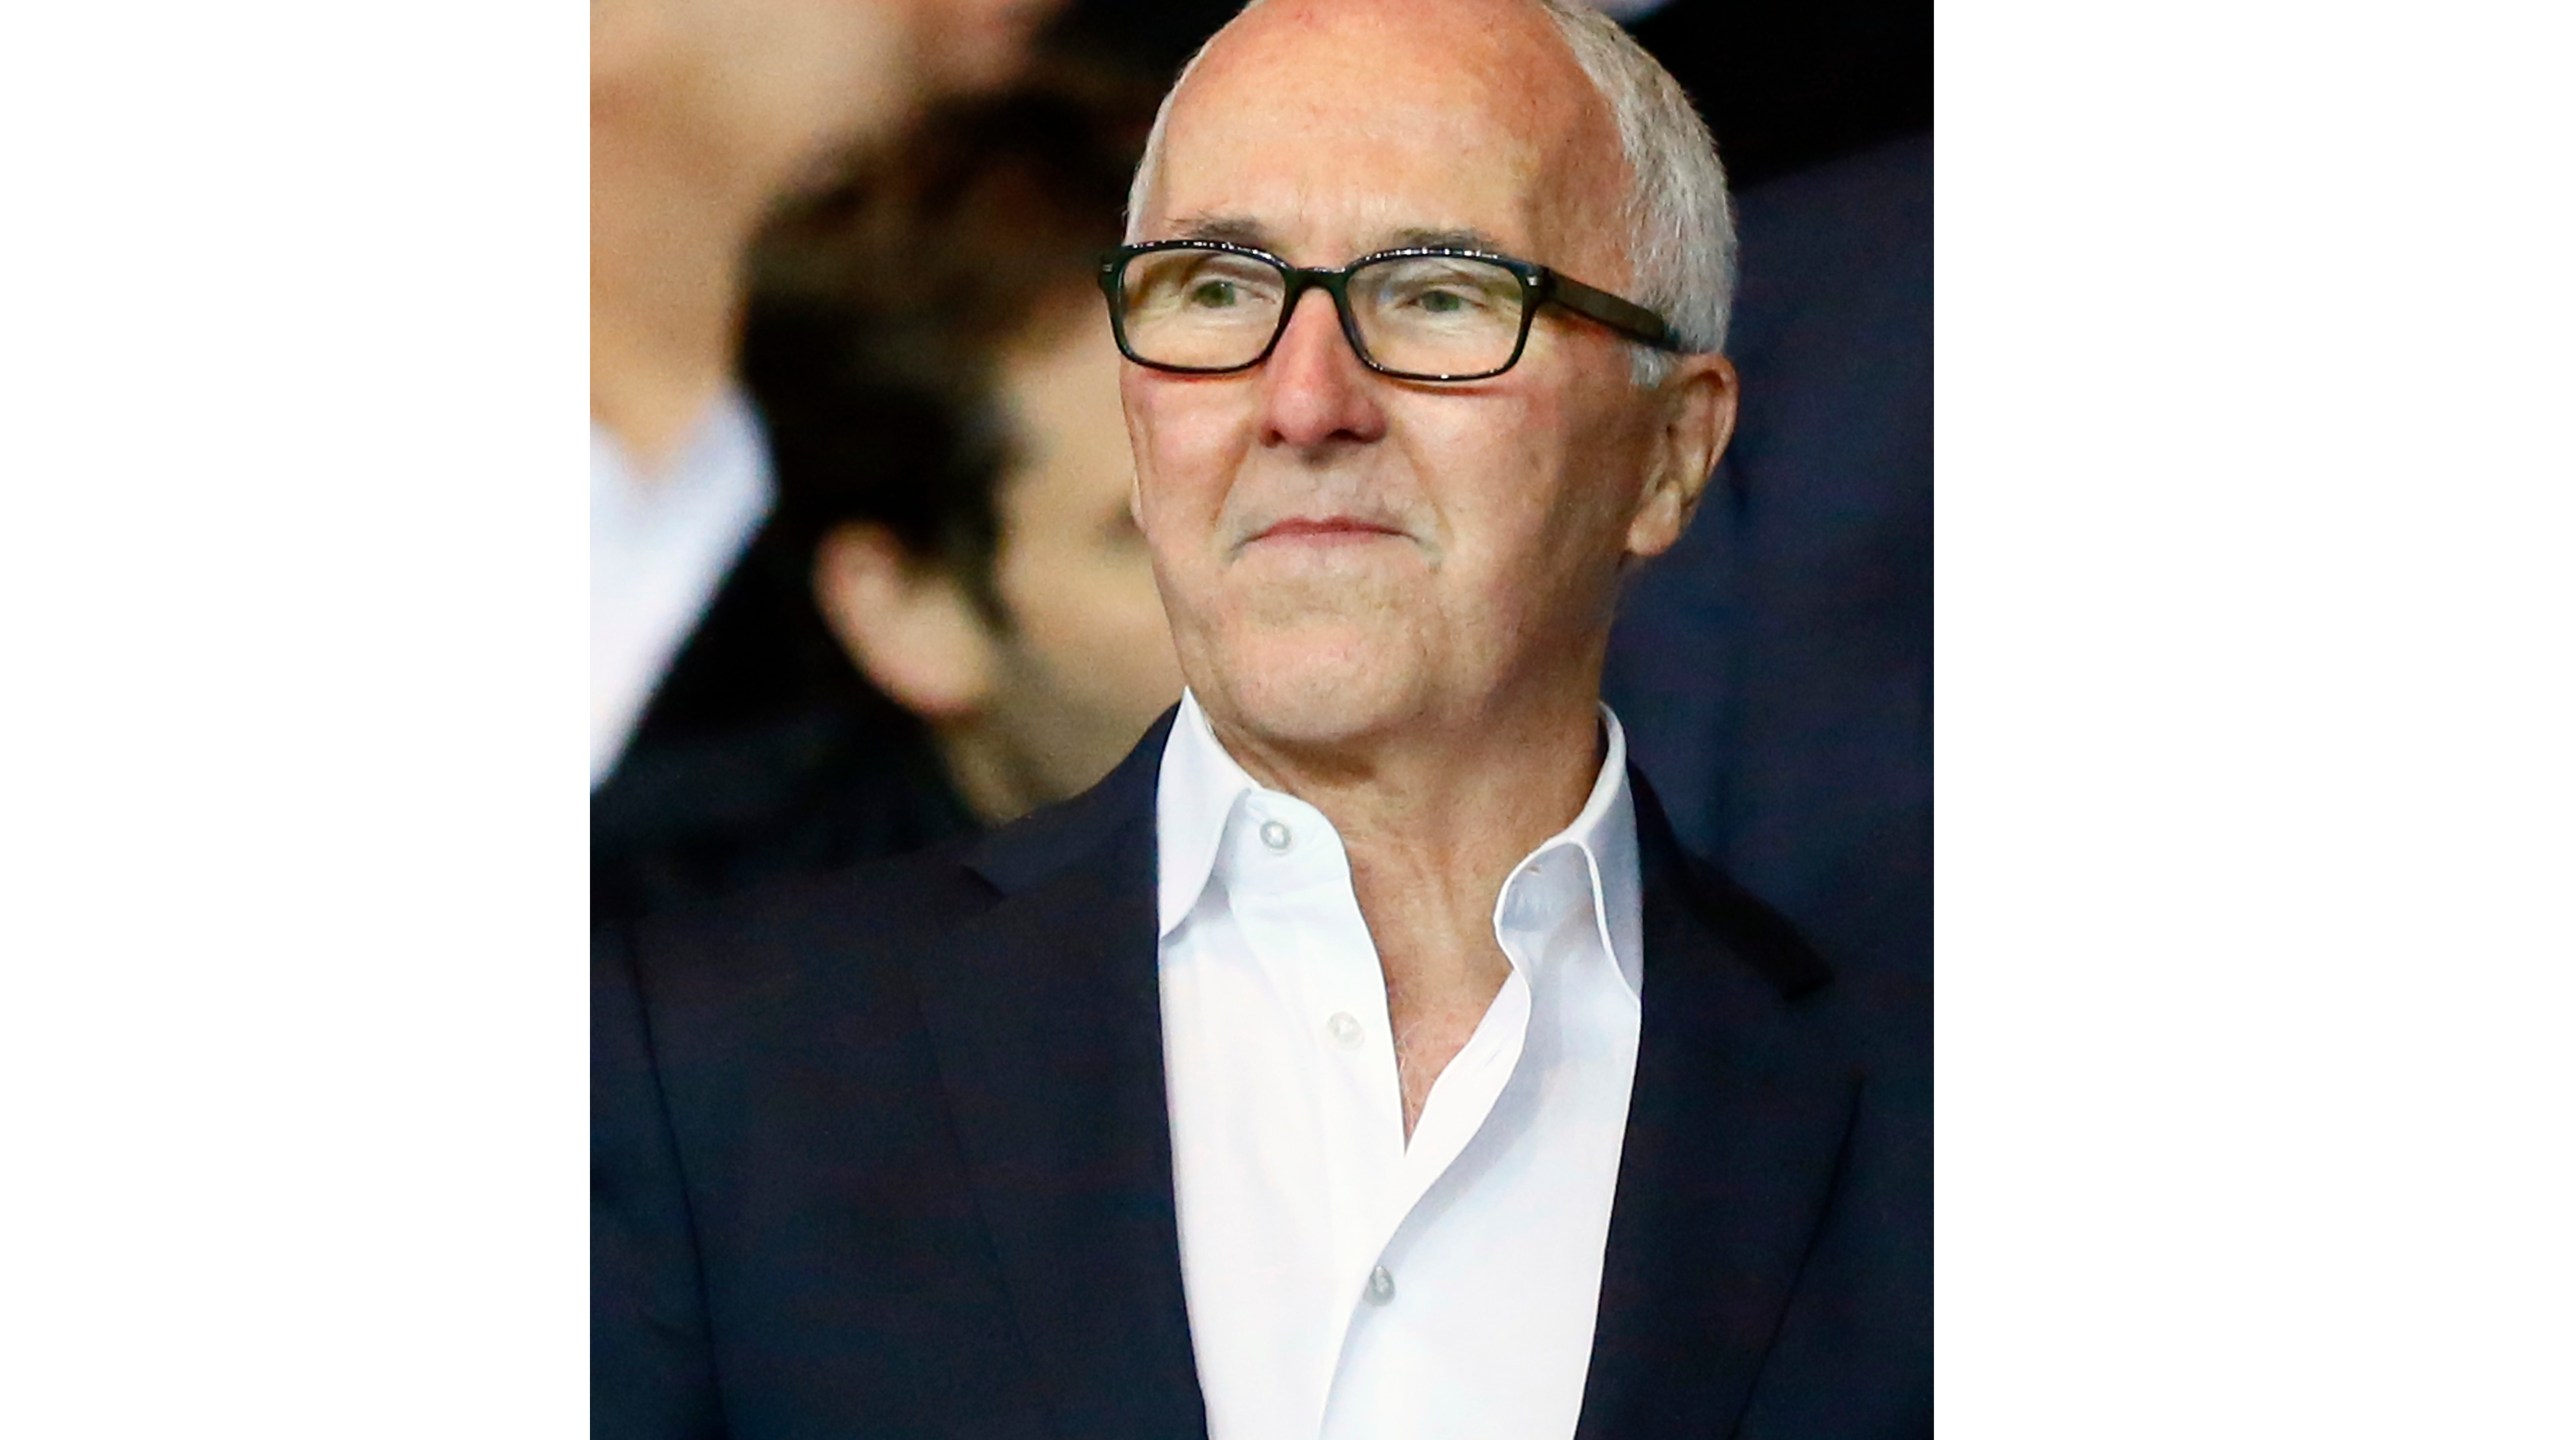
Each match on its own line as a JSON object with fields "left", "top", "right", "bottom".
{"left": 591, "top": 73, "right": 1184, "bottom": 926}
{"left": 590, "top": 0, "right": 1063, "bottom": 791}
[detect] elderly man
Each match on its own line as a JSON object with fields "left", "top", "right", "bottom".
{"left": 592, "top": 1, "right": 1926, "bottom": 1436}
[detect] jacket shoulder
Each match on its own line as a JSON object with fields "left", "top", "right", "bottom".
{"left": 596, "top": 834, "right": 996, "bottom": 1033}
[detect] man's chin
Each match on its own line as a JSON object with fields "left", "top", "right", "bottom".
{"left": 1193, "top": 637, "right": 1429, "bottom": 758}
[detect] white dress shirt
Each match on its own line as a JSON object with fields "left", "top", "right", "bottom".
{"left": 1155, "top": 693, "right": 1645, "bottom": 1440}
{"left": 589, "top": 391, "right": 774, "bottom": 787}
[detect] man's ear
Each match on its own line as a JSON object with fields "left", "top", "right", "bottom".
{"left": 812, "top": 522, "right": 1001, "bottom": 721}
{"left": 1624, "top": 351, "right": 1739, "bottom": 562}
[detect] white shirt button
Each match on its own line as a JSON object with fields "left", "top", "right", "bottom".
{"left": 1367, "top": 1265, "right": 1395, "bottom": 1303}
{"left": 1326, "top": 1011, "right": 1364, "bottom": 1048}
{"left": 1259, "top": 818, "right": 1292, "bottom": 852}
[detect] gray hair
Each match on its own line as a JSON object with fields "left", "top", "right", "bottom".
{"left": 1122, "top": 0, "right": 1736, "bottom": 382}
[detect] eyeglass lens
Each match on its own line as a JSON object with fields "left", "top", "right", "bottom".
{"left": 1117, "top": 248, "right": 1529, "bottom": 378}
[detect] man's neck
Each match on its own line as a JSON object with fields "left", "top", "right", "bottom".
{"left": 1215, "top": 687, "right": 1604, "bottom": 885}
{"left": 936, "top": 718, "right": 1032, "bottom": 830}
{"left": 1210, "top": 690, "right": 1607, "bottom": 1135}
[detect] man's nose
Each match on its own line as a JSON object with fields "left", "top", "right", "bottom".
{"left": 1257, "top": 289, "right": 1388, "bottom": 450}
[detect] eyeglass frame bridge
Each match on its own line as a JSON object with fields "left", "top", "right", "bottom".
{"left": 1094, "top": 238, "right": 1683, "bottom": 383}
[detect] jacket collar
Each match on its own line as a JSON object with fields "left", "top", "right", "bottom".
{"left": 1572, "top": 774, "right": 1857, "bottom": 1440}
{"left": 961, "top": 707, "right": 1176, "bottom": 900}
{"left": 921, "top": 708, "right": 1209, "bottom": 1440}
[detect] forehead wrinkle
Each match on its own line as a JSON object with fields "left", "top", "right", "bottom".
{"left": 1152, "top": 145, "right": 1548, "bottom": 266}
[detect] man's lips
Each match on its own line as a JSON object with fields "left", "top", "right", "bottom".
{"left": 1250, "top": 516, "right": 1405, "bottom": 543}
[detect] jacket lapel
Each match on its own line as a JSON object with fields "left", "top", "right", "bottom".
{"left": 1575, "top": 777, "right": 1864, "bottom": 1440}
{"left": 906, "top": 714, "right": 1210, "bottom": 1440}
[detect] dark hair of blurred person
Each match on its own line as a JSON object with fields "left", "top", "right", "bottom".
{"left": 590, "top": 0, "right": 1065, "bottom": 789}
{"left": 591, "top": 67, "right": 1184, "bottom": 927}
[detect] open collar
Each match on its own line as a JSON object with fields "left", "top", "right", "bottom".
{"left": 945, "top": 711, "right": 1858, "bottom": 1440}
{"left": 1151, "top": 692, "right": 1645, "bottom": 991}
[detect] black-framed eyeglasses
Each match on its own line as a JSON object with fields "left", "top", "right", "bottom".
{"left": 1096, "top": 240, "right": 1681, "bottom": 383}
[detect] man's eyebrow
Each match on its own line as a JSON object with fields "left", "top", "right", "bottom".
{"left": 1156, "top": 215, "right": 1274, "bottom": 249}
{"left": 1383, "top": 226, "right": 1508, "bottom": 253}
{"left": 1146, "top": 220, "right": 1518, "bottom": 258}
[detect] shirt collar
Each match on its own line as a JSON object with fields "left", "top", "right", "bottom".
{"left": 589, "top": 388, "right": 776, "bottom": 786}
{"left": 1152, "top": 693, "right": 1643, "bottom": 990}
{"left": 1491, "top": 705, "right": 1643, "bottom": 995}
{"left": 1155, "top": 692, "right": 1261, "bottom": 939}
{"left": 589, "top": 388, "right": 773, "bottom": 536}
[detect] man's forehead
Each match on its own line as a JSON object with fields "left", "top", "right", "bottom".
{"left": 1143, "top": 2, "right": 1623, "bottom": 268}
{"left": 1168, "top": 2, "right": 1599, "bottom": 154}
{"left": 1189, "top": 0, "right": 1582, "bottom": 85}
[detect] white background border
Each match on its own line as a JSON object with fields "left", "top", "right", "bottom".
{"left": 3, "top": 0, "right": 2556, "bottom": 1431}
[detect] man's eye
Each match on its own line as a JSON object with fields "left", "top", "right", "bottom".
{"left": 1188, "top": 280, "right": 1239, "bottom": 309}
{"left": 1383, "top": 274, "right": 1495, "bottom": 315}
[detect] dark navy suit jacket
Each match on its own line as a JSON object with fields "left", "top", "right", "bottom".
{"left": 593, "top": 714, "right": 1929, "bottom": 1439}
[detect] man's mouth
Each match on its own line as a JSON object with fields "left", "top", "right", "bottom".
{"left": 1250, "top": 516, "right": 1404, "bottom": 545}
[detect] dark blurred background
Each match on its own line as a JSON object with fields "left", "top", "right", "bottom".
{"left": 1050, "top": 0, "right": 1931, "bottom": 190}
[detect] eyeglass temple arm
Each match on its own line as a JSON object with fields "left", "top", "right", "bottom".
{"left": 1542, "top": 270, "right": 1680, "bottom": 350}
